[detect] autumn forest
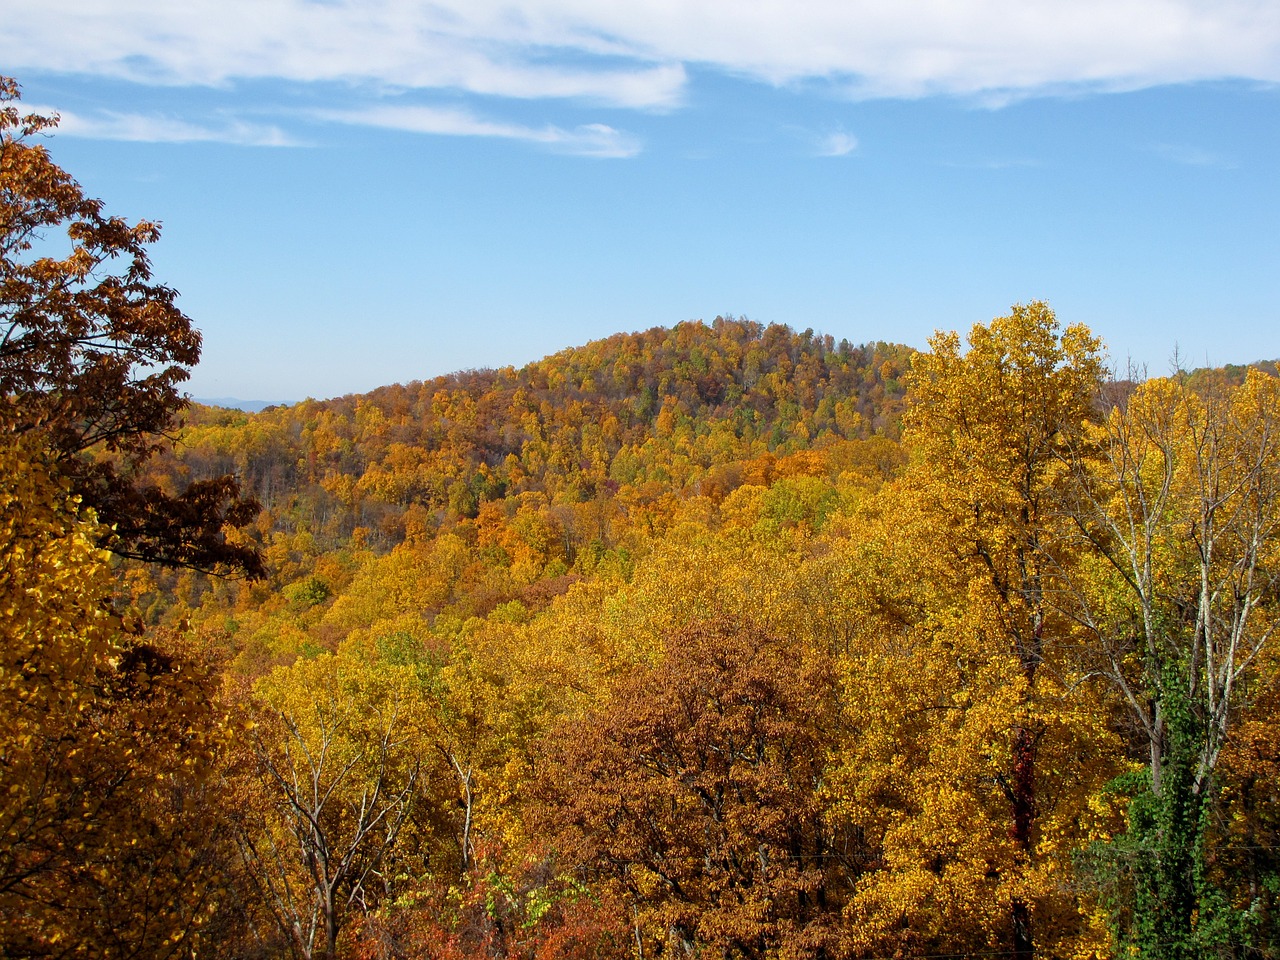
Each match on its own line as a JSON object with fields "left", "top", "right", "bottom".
{"left": 4, "top": 77, "right": 1280, "bottom": 960}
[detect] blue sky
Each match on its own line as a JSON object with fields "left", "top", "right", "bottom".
{"left": 4, "top": 1, "right": 1279, "bottom": 401}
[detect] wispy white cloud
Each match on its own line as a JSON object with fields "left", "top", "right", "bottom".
{"left": 320, "top": 104, "right": 641, "bottom": 157}
{"left": 29, "top": 104, "right": 295, "bottom": 146}
{"left": 816, "top": 131, "right": 858, "bottom": 157}
{"left": 1, "top": 1, "right": 686, "bottom": 110}
{"left": 1151, "top": 142, "right": 1238, "bottom": 168}
{"left": 4, "top": 0, "right": 1279, "bottom": 107}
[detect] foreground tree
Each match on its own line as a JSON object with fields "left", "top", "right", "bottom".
{"left": 1069, "top": 369, "right": 1280, "bottom": 958}
{"left": 890, "top": 302, "right": 1107, "bottom": 957}
{"left": 830, "top": 475, "right": 1119, "bottom": 959}
{"left": 537, "top": 618, "right": 852, "bottom": 959}
{"left": 234, "top": 649, "right": 446, "bottom": 960}
{"left": 1, "top": 75, "right": 262, "bottom": 577}
{"left": 0, "top": 432, "right": 231, "bottom": 958}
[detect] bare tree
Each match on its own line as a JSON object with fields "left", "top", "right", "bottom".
{"left": 236, "top": 655, "right": 427, "bottom": 960}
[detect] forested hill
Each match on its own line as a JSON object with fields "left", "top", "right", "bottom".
{"left": 170, "top": 318, "right": 913, "bottom": 553}
{"left": 124, "top": 316, "right": 914, "bottom": 669}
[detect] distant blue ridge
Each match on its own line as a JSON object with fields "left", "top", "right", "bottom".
{"left": 192, "top": 397, "right": 295, "bottom": 413}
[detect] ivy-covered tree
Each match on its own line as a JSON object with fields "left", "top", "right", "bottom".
{"left": 1069, "top": 369, "right": 1280, "bottom": 958}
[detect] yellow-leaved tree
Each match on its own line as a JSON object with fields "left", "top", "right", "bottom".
{"left": 232, "top": 644, "right": 452, "bottom": 960}
{"left": 1064, "top": 368, "right": 1280, "bottom": 958}
{"left": 830, "top": 304, "right": 1123, "bottom": 959}
{"left": 1, "top": 429, "right": 229, "bottom": 958}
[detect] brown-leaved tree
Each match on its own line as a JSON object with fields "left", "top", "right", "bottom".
{"left": 536, "top": 618, "right": 853, "bottom": 959}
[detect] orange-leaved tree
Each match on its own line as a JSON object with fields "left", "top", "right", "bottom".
{"left": 1, "top": 75, "right": 262, "bottom": 578}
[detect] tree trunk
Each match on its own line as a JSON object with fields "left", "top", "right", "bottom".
{"left": 1010, "top": 725, "right": 1038, "bottom": 960}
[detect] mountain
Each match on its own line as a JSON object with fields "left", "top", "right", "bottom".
{"left": 131, "top": 318, "right": 914, "bottom": 629}
{"left": 173, "top": 318, "right": 915, "bottom": 549}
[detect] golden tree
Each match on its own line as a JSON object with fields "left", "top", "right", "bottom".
{"left": 834, "top": 303, "right": 1116, "bottom": 958}
{"left": 0, "top": 431, "right": 229, "bottom": 958}
{"left": 235, "top": 648, "right": 448, "bottom": 960}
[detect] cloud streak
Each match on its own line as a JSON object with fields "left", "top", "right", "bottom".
{"left": 2, "top": 1, "right": 687, "bottom": 110}
{"left": 5, "top": 0, "right": 1279, "bottom": 108}
{"left": 320, "top": 104, "right": 641, "bottom": 157}
{"left": 26, "top": 104, "right": 295, "bottom": 146}
{"left": 1151, "top": 142, "right": 1238, "bottom": 168}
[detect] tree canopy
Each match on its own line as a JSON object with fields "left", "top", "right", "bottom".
{"left": 1, "top": 76, "right": 263, "bottom": 578}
